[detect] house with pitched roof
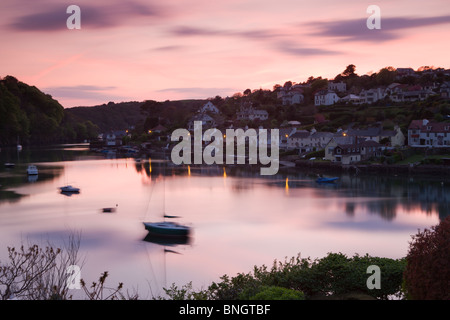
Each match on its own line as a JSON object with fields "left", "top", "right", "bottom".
{"left": 199, "top": 101, "right": 220, "bottom": 114}
{"left": 237, "top": 102, "right": 269, "bottom": 122}
{"left": 286, "top": 129, "right": 334, "bottom": 153}
{"left": 408, "top": 119, "right": 450, "bottom": 147}
{"left": 314, "top": 90, "right": 339, "bottom": 106}
{"left": 332, "top": 140, "right": 381, "bottom": 164}
{"left": 346, "top": 125, "right": 405, "bottom": 147}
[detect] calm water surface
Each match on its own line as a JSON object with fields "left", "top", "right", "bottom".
{"left": 0, "top": 145, "right": 447, "bottom": 298}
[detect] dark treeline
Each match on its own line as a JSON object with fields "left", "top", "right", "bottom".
{"left": 0, "top": 76, "right": 99, "bottom": 146}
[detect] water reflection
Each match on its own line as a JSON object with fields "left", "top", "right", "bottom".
{"left": 0, "top": 145, "right": 447, "bottom": 298}
{"left": 132, "top": 159, "right": 450, "bottom": 222}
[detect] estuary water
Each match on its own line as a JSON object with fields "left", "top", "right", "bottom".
{"left": 0, "top": 144, "right": 447, "bottom": 298}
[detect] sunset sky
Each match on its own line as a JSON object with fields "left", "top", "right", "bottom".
{"left": 1, "top": 0, "right": 449, "bottom": 108}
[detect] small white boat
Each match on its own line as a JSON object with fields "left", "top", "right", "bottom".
{"left": 60, "top": 185, "right": 80, "bottom": 193}
{"left": 27, "top": 165, "right": 38, "bottom": 175}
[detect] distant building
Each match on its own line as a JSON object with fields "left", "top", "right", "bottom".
{"left": 339, "top": 94, "right": 361, "bottom": 104}
{"left": 237, "top": 102, "right": 269, "bottom": 122}
{"left": 396, "top": 68, "right": 416, "bottom": 78}
{"left": 198, "top": 101, "right": 220, "bottom": 114}
{"left": 332, "top": 140, "right": 382, "bottom": 165}
{"left": 314, "top": 90, "right": 339, "bottom": 106}
{"left": 150, "top": 124, "right": 168, "bottom": 133}
{"left": 279, "top": 127, "right": 297, "bottom": 150}
{"left": 277, "top": 86, "right": 305, "bottom": 105}
{"left": 358, "top": 88, "right": 386, "bottom": 104}
{"left": 408, "top": 119, "right": 450, "bottom": 147}
{"left": 328, "top": 81, "right": 347, "bottom": 93}
{"left": 387, "top": 84, "right": 435, "bottom": 103}
{"left": 287, "top": 130, "right": 310, "bottom": 150}
{"left": 286, "top": 129, "right": 334, "bottom": 153}
{"left": 440, "top": 82, "right": 450, "bottom": 99}
{"left": 104, "top": 130, "right": 127, "bottom": 146}
{"left": 346, "top": 125, "right": 405, "bottom": 147}
{"left": 188, "top": 113, "right": 216, "bottom": 131}
{"left": 324, "top": 136, "right": 358, "bottom": 161}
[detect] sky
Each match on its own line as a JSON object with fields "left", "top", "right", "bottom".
{"left": 1, "top": 0, "right": 450, "bottom": 108}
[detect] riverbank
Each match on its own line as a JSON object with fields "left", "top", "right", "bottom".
{"left": 291, "top": 158, "right": 450, "bottom": 176}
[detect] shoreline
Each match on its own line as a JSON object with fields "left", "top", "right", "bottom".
{"left": 291, "top": 158, "right": 450, "bottom": 176}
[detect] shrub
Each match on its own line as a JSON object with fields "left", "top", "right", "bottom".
{"left": 204, "top": 253, "right": 405, "bottom": 300}
{"left": 403, "top": 217, "right": 450, "bottom": 300}
{"left": 246, "top": 286, "right": 305, "bottom": 300}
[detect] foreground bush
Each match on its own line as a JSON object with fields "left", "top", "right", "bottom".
{"left": 403, "top": 216, "right": 450, "bottom": 300}
{"left": 166, "top": 252, "right": 406, "bottom": 300}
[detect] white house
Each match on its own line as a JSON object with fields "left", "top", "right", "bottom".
{"left": 408, "top": 119, "right": 450, "bottom": 147}
{"left": 199, "top": 101, "right": 220, "bottom": 114}
{"left": 106, "top": 133, "right": 117, "bottom": 146}
{"left": 314, "top": 90, "right": 339, "bottom": 106}
{"left": 286, "top": 129, "right": 334, "bottom": 153}
{"left": 387, "top": 84, "right": 435, "bottom": 103}
{"left": 188, "top": 113, "right": 216, "bottom": 131}
{"left": 358, "top": 88, "right": 386, "bottom": 104}
{"left": 277, "top": 86, "right": 305, "bottom": 105}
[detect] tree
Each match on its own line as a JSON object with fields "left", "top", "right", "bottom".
{"left": 376, "top": 67, "right": 397, "bottom": 85}
{"left": 403, "top": 216, "right": 450, "bottom": 300}
{"left": 342, "top": 64, "right": 357, "bottom": 78}
{"left": 311, "top": 78, "right": 328, "bottom": 93}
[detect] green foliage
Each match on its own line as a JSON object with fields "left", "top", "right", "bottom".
{"left": 244, "top": 286, "right": 305, "bottom": 300}
{"left": 162, "top": 252, "right": 405, "bottom": 300}
{"left": 0, "top": 76, "right": 99, "bottom": 145}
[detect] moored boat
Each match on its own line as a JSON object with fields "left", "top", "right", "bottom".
{"left": 60, "top": 185, "right": 80, "bottom": 193}
{"left": 143, "top": 221, "right": 191, "bottom": 237}
{"left": 27, "top": 165, "right": 38, "bottom": 175}
{"left": 316, "top": 176, "right": 339, "bottom": 183}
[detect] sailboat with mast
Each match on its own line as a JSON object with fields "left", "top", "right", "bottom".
{"left": 143, "top": 166, "right": 191, "bottom": 238}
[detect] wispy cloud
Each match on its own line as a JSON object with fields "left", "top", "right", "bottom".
{"left": 170, "top": 25, "right": 340, "bottom": 56}
{"left": 170, "top": 25, "right": 283, "bottom": 40}
{"left": 276, "top": 42, "right": 342, "bottom": 56}
{"left": 43, "top": 85, "right": 129, "bottom": 104}
{"left": 157, "top": 87, "right": 239, "bottom": 97}
{"left": 308, "top": 15, "right": 450, "bottom": 42}
{"left": 8, "top": 1, "right": 167, "bottom": 32}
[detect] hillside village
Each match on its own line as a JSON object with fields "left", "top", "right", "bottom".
{"left": 91, "top": 65, "right": 450, "bottom": 167}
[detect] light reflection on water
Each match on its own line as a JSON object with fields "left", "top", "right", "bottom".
{"left": 0, "top": 145, "right": 447, "bottom": 298}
